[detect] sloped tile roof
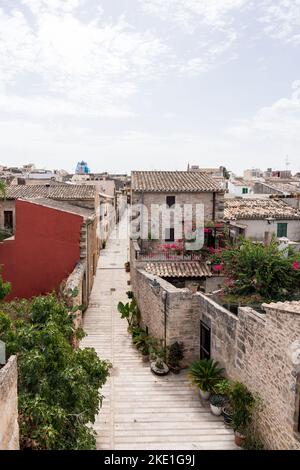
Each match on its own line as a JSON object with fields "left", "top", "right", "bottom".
{"left": 1, "top": 184, "right": 95, "bottom": 200}
{"left": 131, "top": 171, "right": 223, "bottom": 192}
{"left": 263, "top": 181, "right": 300, "bottom": 194}
{"left": 224, "top": 198, "right": 300, "bottom": 220}
{"left": 145, "top": 261, "right": 212, "bottom": 278}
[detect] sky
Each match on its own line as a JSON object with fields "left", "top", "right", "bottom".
{"left": 0, "top": 0, "right": 300, "bottom": 175}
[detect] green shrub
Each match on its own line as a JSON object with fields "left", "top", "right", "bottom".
{"left": 0, "top": 293, "right": 111, "bottom": 450}
{"left": 214, "top": 238, "right": 300, "bottom": 302}
{"left": 167, "top": 342, "right": 184, "bottom": 368}
{"left": 188, "top": 359, "right": 224, "bottom": 392}
{"left": 229, "top": 381, "right": 257, "bottom": 434}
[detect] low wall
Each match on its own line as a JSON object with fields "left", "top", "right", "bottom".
{"left": 0, "top": 356, "right": 19, "bottom": 450}
{"left": 133, "top": 268, "right": 202, "bottom": 365}
{"left": 63, "top": 261, "right": 86, "bottom": 329}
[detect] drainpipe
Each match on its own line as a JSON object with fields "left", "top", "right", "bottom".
{"left": 212, "top": 192, "right": 216, "bottom": 221}
{"left": 86, "top": 222, "right": 89, "bottom": 303}
{"left": 162, "top": 291, "right": 167, "bottom": 359}
{"left": 140, "top": 191, "right": 144, "bottom": 251}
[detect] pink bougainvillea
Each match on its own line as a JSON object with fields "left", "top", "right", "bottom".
{"left": 212, "top": 263, "right": 223, "bottom": 272}
{"left": 292, "top": 261, "right": 300, "bottom": 270}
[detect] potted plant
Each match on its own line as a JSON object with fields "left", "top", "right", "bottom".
{"left": 124, "top": 261, "right": 130, "bottom": 272}
{"left": 118, "top": 298, "right": 140, "bottom": 328}
{"left": 188, "top": 359, "right": 224, "bottom": 400}
{"left": 222, "top": 403, "right": 234, "bottom": 425}
{"left": 126, "top": 290, "right": 134, "bottom": 299}
{"left": 167, "top": 342, "right": 184, "bottom": 374}
{"left": 229, "top": 381, "right": 257, "bottom": 447}
{"left": 149, "top": 340, "right": 169, "bottom": 376}
{"left": 210, "top": 379, "right": 231, "bottom": 417}
{"left": 140, "top": 342, "right": 150, "bottom": 362}
{"left": 209, "top": 394, "right": 225, "bottom": 416}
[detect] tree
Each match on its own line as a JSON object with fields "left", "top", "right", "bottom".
{"left": 214, "top": 238, "right": 300, "bottom": 303}
{"left": 0, "top": 293, "right": 111, "bottom": 450}
{"left": 0, "top": 179, "right": 6, "bottom": 197}
{"left": 0, "top": 269, "right": 11, "bottom": 301}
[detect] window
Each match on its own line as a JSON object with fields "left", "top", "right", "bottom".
{"left": 200, "top": 321, "right": 211, "bottom": 360}
{"left": 242, "top": 187, "right": 248, "bottom": 194}
{"left": 165, "top": 227, "right": 175, "bottom": 242}
{"left": 4, "top": 211, "right": 13, "bottom": 230}
{"left": 166, "top": 195, "right": 176, "bottom": 208}
{"left": 277, "top": 222, "right": 288, "bottom": 238}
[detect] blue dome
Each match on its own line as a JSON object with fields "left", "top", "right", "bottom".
{"left": 75, "top": 161, "right": 90, "bottom": 174}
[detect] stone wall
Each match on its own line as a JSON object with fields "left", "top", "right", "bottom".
{"left": 86, "top": 217, "right": 99, "bottom": 301}
{"left": 131, "top": 191, "right": 225, "bottom": 240}
{"left": 132, "top": 267, "right": 202, "bottom": 365}
{"left": 0, "top": 356, "right": 19, "bottom": 450}
{"left": 63, "top": 261, "right": 86, "bottom": 329}
{"left": 198, "top": 295, "right": 300, "bottom": 450}
{"left": 132, "top": 262, "right": 300, "bottom": 449}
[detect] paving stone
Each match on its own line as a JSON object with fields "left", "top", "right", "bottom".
{"left": 81, "top": 218, "right": 237, "bottom": 450}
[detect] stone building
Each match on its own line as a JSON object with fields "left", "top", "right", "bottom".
{"left": 224, "top": 198, "right": 300, "bottom": 245}
{"left": 131, "top": 170, "right": 225, "bottom": 243}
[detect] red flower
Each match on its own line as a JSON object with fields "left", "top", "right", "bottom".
{"left": 292, "top": 261, "right": 300, "bottom": 270}
{"left": 213, "top": 264, "right": 223, "bottom": 272}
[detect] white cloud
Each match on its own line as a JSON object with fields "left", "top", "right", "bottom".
{"left": 260, "top": 0, "right": 300, "bottom": 44}
{"left": 0, "top": 2, "right": 167, "bottom": 119}
{"left": 140, "top": 0, "right": 248, "bottom": 31}
{"left": 0, "top": 93, "right": 136, "bottom": 119}
{"left": 228, "top": 81, "right": 300, "bottom": 140}
{"left": 179, "top": 31, "right": 237, "bottom": 75}
{"left": 22, "top": 0, "right": 83, "bottom": 15}
{"left": 139, "top": 0, "right": 249, "bottom": 75}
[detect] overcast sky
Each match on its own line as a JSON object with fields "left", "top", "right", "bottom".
{"left": 0, "top": 0, "right": 300, "bottom": 175}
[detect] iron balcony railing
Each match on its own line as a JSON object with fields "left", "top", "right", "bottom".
{"left": 136, "top": 251, "right": 203, "bottom": 261}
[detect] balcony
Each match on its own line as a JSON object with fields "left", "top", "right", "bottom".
{"left": 136, "top": 250, "right": 202, "bottom": 261}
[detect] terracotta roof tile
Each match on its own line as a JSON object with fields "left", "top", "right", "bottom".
{"left": 131, "top": 171, "right": 223, "bottom": 192}
{"left": 1, "top": 184, "right": 95, "bottom": 200}
{"left": 224, "top": 198, "right": 300, "bottom": 220}
{"left": 264, "top": 182, "right": 300, "bottom": 194}
{"left": 145, "top": 261, "right": 212, "bottom": 278}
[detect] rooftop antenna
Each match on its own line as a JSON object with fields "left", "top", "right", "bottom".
{"left": 285, "top": 155, "right": 290, "bottom": 170}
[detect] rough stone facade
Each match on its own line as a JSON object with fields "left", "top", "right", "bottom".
{"left": 131, "top": 191, "right": 224, "bottom": 241}
{"left": 0, "top": 356, "right": 19, "bottom": 450}
{"left": 131, "top": 266, "right": 201, "bottom": 365}
{"left": 132, "top": 263, "right": 300, "bottom": 449}
{"left": 63, "top": 261, "right": 86, "bottom": 329}
{"left": 199, "top": 297, "right": 300, "bottom": 450}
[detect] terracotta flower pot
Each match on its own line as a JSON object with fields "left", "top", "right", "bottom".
{"left": 234, "top": 431, "right": 246, "bottom": 447}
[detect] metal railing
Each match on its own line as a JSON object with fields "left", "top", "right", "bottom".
{"left": 136, "top": 251, "right": 203, "bottom": 261}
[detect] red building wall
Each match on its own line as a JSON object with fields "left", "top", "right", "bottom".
{"left": 0, "top": 200, "right": 83, "bottom": 300}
